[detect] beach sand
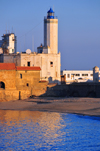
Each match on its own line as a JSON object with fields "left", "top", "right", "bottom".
{"left": 0, "top": 97, "right": 100, "bottom": 116}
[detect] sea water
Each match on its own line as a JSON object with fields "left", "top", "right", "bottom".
{"left": 0, "top": 110, "right": 100, "bottom": 151}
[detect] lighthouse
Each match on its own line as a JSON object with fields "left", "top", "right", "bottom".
{"left": 44, "top": 8, "right": 58, "bottom": 54}
{"left": 36, "top": 8, "right": 60, "bottom": 83}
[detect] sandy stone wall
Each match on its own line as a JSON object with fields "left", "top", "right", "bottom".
{"left": 0, "top": 82, "right": 48, "bottom": 101}
{"left": 0, "top": 68, "right": 48, "bottom": 101}
{"left": 40, "top": 83, "right": 100, "bottom": 98}
{"left": 32, "top": 82, "right": 48, "bottom": 96}
{"left": 0, "top": 89, "right": 31, "bottom": 101}
{"left": 16, "top": 70, "right": 40, "bottom": 89}
{"left": 0, "top": 70, "right": 16, "bottom": 89}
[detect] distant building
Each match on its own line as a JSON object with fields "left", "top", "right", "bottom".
{"left": 0, "top": 8, "right": 60, "bottom": 83}
{"left": 61, "top": 70, "right": 94, "bottom": 83}
{"left": 0, "top": 33, "right": 16, "bottom": 54}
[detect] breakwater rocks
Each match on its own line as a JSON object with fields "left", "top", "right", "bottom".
{"left": 41, "top": 83, "right": 100, "bottom": 98}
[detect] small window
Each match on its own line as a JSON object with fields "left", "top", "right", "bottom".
{"left": 27, "top": 62, "right": 30, "bottom": 66}
{"left": 82, "top": 74, "right": 88, "bottom": 76}
{"left": 26, "top": 83, "right": 29, "bottom": 87}
{"left": 75, "top": 74, "right": 80, "bottom": 76}
{"left": 50, "top": 61, "right": 53, "bottom": 67}
{"left": 0, "top": 82, "right": 5, "bottom": 89}
{"left": 67, "top": 74, "right": 70, "bottom": 78}
{"left": 20, "top": 74, "right": 22, "bottom": 79}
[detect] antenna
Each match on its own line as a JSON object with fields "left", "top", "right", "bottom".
{"left": 15, "top": 29, "right": 16, "bottom": 35}
{"left": 12, "top": 26, "right": 13, "bottom": 33}
{"left": 24, "top": 34, "right": 26, "bottom": 51}
{"left": 32, "top": 35, "right": 34, "bottom": 52}
{"left": 5, "top": 24, "right": 7, "bottom": 34}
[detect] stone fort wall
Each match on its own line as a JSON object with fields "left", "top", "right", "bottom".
{"left": 0, "top": 64, "right": 48, "bottom": 101}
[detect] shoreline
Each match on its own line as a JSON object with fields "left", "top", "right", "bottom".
{"left": 0, "top": 97, "right": 100, "bottom": 117}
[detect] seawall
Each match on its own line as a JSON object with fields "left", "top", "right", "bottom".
{"left": 41, "top": 83, "right": 100, "bottom": 98}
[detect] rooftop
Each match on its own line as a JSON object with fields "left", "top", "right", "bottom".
{"left": 47, "top": 8, "right": 54, "bottom": 13}
{"left": 16, "top": 66, "right": 41, "bottom": 71}
{"left": 0, "top": 63, "right": 41, "bottom": 71}
{"left": 0, "top": 63, "right": 16, "bottom": 70}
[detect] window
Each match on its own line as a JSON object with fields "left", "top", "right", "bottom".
{"left": 20, "top": 74, "right": 22, "bottom": 79}
{"left": 27, "top": 62, "right": 30, "bottom": 66}
{"left": 50, "top": 61, "right": 53, "bottom": 67}
{"left": 75, "top": 74, "right": 80, "bottom": 76}
{"left": 26, "top": 83, "right": 29, "bottom": 87}
{"left": 82, "top": 74, "right": 88, "bottom": 76}
{"left": 67, "top": 74, "right": 70, "bottom": 78}
{"left": 91, "top": 74, "right": 93, "bottom": 76}
{"left": 0, "top": 82, "right": 5, "bottom": 89}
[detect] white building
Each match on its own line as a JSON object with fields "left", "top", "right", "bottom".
{"left": 0, "top": 33, "right": 16, "bottom": 54}
{"left": 0, "top": 8, "right": 61, "bottom": 83}
{"left": 62, "top": 70, "right": 94, "bottom": 83}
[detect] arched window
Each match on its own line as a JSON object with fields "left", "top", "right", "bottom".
{"left": 0, "top": 82, "right": 5, "bottom": 89}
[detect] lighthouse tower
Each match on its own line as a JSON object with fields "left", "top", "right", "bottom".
{"left": 44, "top": 8, "right": 58, "bottom": 54}
{"left": 36, "top": 8, "right": 60, "bottom": 83}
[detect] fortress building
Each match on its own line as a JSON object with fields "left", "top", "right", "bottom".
{"left": 0, "top": 63, "right": 47, "bottom": 101}
{"left": 0, "top": 8, "right": 61, "bottom": 83}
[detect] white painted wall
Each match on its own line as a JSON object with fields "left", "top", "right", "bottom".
{"left": 62, "top": 70, "right": 94, "bottom": 82}
{"left": 9, "top": 34, "right": 15, "bottom": 53}
{"left": 44, "top": 19, "right": 58, "bottom": 54}
{"left": 20, "top": 53, "right": 60, "bottom": 82}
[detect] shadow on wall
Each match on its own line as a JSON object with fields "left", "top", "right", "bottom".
{"left": 48, "top": 76, "right": 60, "bottom": 84}
{"left": 0, "top": 54, "right": 4, "bottom": 63}
{"left": 39, "top": 82, "right": 100, "bottom": 98}
{"left": 48, "top": 77, "right": 52, "bottom": 83}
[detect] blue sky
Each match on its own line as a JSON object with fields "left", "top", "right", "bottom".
{"left": 0, "top": 0, "right": 100, "bottom": 70}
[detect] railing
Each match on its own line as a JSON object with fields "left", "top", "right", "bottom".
{"left": 44, "top": 16, "right": 58, "bottom": 19}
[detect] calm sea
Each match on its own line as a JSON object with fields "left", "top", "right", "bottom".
{"left": 0, "top": 110, "right": 100, "bottom": 151}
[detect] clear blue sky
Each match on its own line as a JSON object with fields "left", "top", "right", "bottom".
{"left": 0, "top": 0, "right": 100, "bottom": 70}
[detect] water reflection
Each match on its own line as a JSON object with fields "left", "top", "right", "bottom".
{"left": 0, "top": 110, "right": 66, "bottom": 150}
{"left": 0, "top": 110, "right": 100, "bottom": 150}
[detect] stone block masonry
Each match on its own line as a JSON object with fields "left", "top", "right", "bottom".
{"left": 40, "top": 83, "right": 100, "bottom": 98}
{"left": 0, "top": 63, "right": 48, "bottom": 101}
